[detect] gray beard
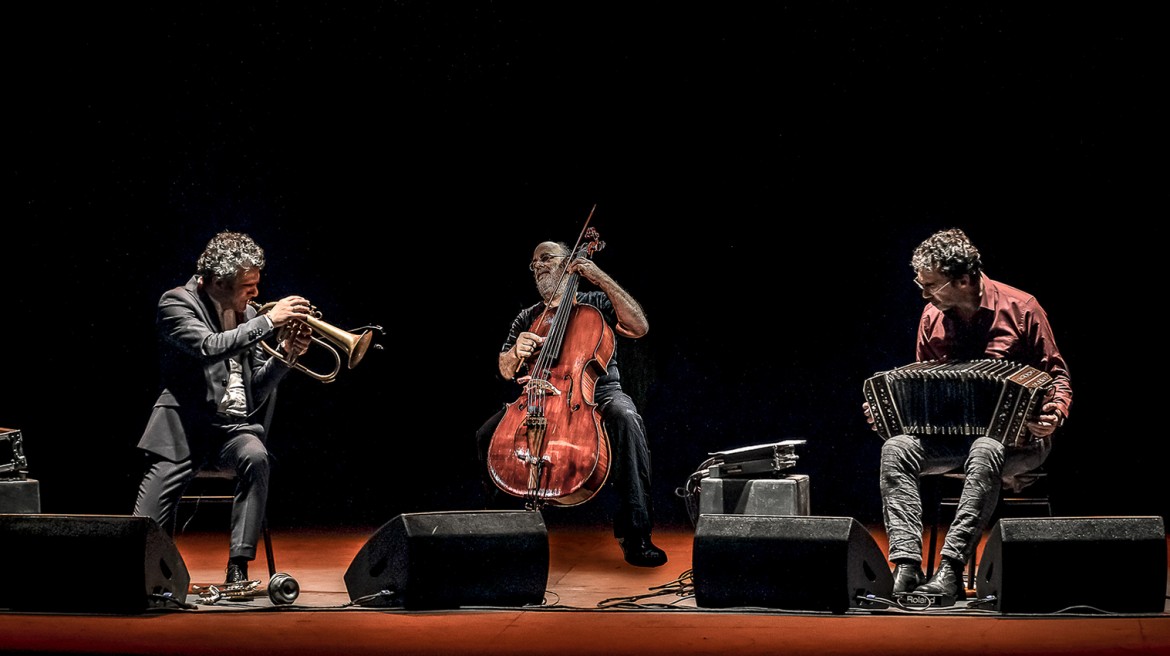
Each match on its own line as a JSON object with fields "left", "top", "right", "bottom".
{"left": 536, "top": 272, "right": 566, "bottom": 302}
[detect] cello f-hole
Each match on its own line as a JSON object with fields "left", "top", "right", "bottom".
{"left": 563, "top": 374, "right": 574, "bottom": 408}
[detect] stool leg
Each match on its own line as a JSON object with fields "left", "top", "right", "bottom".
{"left": 926, "top": 523, "right": 938, "bottom": 578}
{"left": 262, "top": 520, "right": 276, "bottom": 579}
{"left": 923, "top": 476, "right": 942, "bottom": 578}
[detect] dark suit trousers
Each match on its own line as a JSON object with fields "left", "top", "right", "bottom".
{"left": 134, "top": 430, "right": 271, "bottom": 561}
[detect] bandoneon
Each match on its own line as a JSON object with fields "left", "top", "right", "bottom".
{"left": 863, "top": 359, "right": 1053, "bottom": 446}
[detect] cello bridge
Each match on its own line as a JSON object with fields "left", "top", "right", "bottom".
{"left": 524, "top": 379, "right": 561, "bottom": 396}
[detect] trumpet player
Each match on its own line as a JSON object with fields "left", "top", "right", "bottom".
{"left": 132, "top": 230, "right": 314, "bottom": 586}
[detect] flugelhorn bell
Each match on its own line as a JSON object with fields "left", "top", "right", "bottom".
{"left": 249, "top": 301, "right": 374, "bottom": 383}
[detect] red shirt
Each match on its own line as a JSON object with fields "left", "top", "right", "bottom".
{"left": 916, "top": 273, "right": 1073, "bottom": 419}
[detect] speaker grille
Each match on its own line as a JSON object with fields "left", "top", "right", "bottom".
{"left": 344, "top": 510, "right": 549, "bottom": 610}
{"left": 0, "top": 514, "right": 190, "bottom": 613}
{"left": 976, "top": 516, "right": 1167, "bottom": 614}
{"left": 692, "top": 514, "right": 892, "bottom": 613}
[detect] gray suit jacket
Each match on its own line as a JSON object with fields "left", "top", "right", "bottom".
{"left": 137, "top": 275, "right": 291, "bottom": 462}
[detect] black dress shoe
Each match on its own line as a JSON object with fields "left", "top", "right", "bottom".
{"left": 914, "top": 558, "right": 963, "bottom": 602}
{"left": 891, "top": 562, "right": 926, "bottom": 595}
{"left": 224, "top": 560, "right": 248, "bottom": 585}
{"left": 618, "top": 536, "right": 668, "bottom": 568}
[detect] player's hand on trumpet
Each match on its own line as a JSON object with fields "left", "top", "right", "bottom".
{"left": 278, "top": 322, "right": 313, "bottom": 358}
{"left": 264, "top": 295, "right": 313, "bottom": 328}
{"left": 260, "top": 295, "right": 313, "bottom": 358}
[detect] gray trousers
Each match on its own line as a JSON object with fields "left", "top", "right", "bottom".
{"left": 879, "top": 434, "right": 1050, "bottom": 566}
{"left": 133, "top": 431, "right": 271, "bottom": 560}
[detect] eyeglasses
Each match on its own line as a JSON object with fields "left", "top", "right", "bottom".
{"left": 529, "top": 253, "right": 567, "bottom": 271}
{"left": 913, "top": 278, "right": 952, "bottom": 296}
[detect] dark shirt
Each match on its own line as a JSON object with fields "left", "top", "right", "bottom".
{"left": 501, "top": 290, "right": 624, "bottom": 396}
{"left": 916, "top": 273, "right": 1072, "bottom": 419}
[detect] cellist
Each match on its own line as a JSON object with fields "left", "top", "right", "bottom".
{"left": 474, "top": 240, "right": 667, "bottom": 568}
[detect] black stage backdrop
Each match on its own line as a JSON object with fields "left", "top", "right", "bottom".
{"left": 7, "top": 5, "right": 1162, "bottom": 531}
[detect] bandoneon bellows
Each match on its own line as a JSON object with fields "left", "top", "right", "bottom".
{"left": 863, "top": 359, "right": 1053, "bottom": 447}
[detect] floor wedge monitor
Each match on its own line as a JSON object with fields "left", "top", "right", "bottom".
{"left": 693, "top": 514, "right": 893, "bottom": 614}
{"left": 975, "top": 516, "right": 1167, "bottom": 614}
{"left": 344, "top": 509, "right": 549, "bottom": 610}
{"left": 0, "top": 514, "right": 190, "bottom": 613}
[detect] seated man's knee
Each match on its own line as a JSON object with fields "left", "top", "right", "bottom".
{"left": 236, "top": 442, "right": 270, "bottom": 476}
{"left": 967, "top": 437, "right": 1004, "bottom": 468}
{"left": 882, "top": 434, "right": 915, "bottom": 454}
{"left": 880, "top": 434, "right": 918, "bottom": 464}
{"left": 601, "top": 394, "right": 642, "bottom": 424}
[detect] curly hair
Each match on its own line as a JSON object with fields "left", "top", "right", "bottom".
{"left": 195, "top": 231, "right": 266, "bottom": 281}
{"left": 910, "top": 228, "right": 982, "bottom": 279}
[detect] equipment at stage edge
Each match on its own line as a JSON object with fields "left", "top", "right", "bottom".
{"left": 0, "top": 428, "right": 29, "bottom": 477}
{"left": 1, "top": 427, "right": 40, "bottom": 514}
{"left": 191, "top": 571, "right": 300, "bottom": 606}
{"left": 676, "top": 439, "right": 807, "bottom": 525}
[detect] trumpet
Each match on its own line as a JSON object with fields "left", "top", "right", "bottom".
{"left": 249, "top": 300, "right": 377, "bottom": 384}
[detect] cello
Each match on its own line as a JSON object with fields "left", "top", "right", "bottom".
{"left": 486, "top": 225, "right": 613, "bottom": 508}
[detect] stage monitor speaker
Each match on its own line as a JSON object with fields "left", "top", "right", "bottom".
{"left": 344, "top": 509, "right": 549, "bottom": 610}
{"left": 0, "top": 514, "right": 191, "bottom": 613}
{"left": 692, "top": 514, "right": 893, "bottom": 614}
{"left": 975, "top": 516, "right": 1167, "bottom": 614}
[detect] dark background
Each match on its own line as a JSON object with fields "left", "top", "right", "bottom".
{"left": 7, "top": 5, "right": 1163, "bottom": 533}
